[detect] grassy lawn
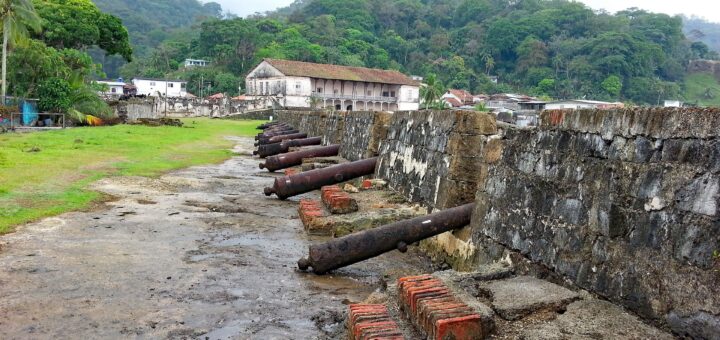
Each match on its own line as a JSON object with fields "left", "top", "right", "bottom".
{"left": 683, "top": 73, "right": 720, "bottom": 107}
{"left": 0, "top": 118, "right": 265, "bottom": 234}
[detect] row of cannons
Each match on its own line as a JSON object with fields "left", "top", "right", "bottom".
{"left": 254, "top": 121, "right": 474, "bottom": 275}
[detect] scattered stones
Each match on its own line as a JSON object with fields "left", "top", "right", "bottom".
{"left": 130, "top": 118, "right": 184, "bottom": 127}
{"left": 343, "top": 183, "right": 360, "bottom": 193}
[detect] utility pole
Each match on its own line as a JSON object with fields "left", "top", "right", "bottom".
{"left": 164, "top": 80, "right": 168, "bottom": 117}
{"left": 200, "top": 75, "right": 204, "bottom": 98}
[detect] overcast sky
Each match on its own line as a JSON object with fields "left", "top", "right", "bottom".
{"left": 206, "top": 0, "right": 720, "bottom": 23}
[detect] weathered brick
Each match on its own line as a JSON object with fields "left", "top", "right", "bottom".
{"left": 321, "top": 185, "right": 359, "bottom": 214}
{"left": 435, "top": 315, "right": 485, "bottom": 340}
{"left": 348, "top": 304, "right": 405, "bottom": 340}
{"left": 397, "top": 275, "right": 488, "bottom": 339}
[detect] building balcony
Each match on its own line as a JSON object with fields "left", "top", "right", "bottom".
{"left": 311, "top": 92, "right": 398, "bottom": 103}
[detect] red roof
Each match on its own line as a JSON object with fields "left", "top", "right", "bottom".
{"left": 263, "top": 59, "right": 420, "bottom": 86}
{"left": 447, "top": 89, "right": 474, "bottom": 104}
{"left": 445, "top": 97, "right": 464, "bottom": 107}
{"left": 208, "top": 93, "right": 225, "bottom": 99}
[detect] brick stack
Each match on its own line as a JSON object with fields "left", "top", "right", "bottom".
{"left": 348, "top": 304, "right": 406, "bottom": 340}
{"left": 298, "top": 199, "right": 324, "bottom": 227}
{"left": 321, "top": 185, "right": 359, "bottom": 214}
{"left": 398, "top": 275, "right": 486, "bottom": 340}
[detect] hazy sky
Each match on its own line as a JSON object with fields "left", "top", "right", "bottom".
{"left": 207, "top": 0, "right": 720, "bottom": 23}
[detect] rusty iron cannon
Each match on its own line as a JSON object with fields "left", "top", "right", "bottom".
{"left": 255, "top": 128, "right": 298, "bottom": 140}
{"left": 264, "top": 157, "right": 377, "bottom": 200}
{"left": 257, "top": 122, "right": 285, "bottom": 130}
{"left": 298, "top": 203, "right": 474, "bottom": 274}
{"left": 259, "top": 145, "right": 340, "bottom": 172}
{"left": 253, "top": 137, "right": 323, "bottom": 157}
{"left": 255, "top": 132, "right": 308, "bottom": 146}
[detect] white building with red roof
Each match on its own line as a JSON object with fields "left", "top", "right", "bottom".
{"left": 245, "top": 59, "right": 420, "bottom": 111}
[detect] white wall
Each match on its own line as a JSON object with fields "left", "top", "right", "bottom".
{"left": 133, "top": 79, "right": 188, "bottom": 98}
{"left": 545, "top": 102, "right": 597, "bottom": 110}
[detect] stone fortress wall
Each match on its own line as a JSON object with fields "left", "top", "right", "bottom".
{"left": 272, "top": 107, "right": 720, "bottom": 338}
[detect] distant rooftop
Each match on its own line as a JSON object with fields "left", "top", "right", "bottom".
{"left": 133, "top": 77, "right": 187, "bottom": 83}
{"left": 261, "top": 59, "right": 420, "bottom": 86}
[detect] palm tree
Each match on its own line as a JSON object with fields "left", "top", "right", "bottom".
{"left": 1, "top": 0, "right": 41, "bottom": 103}
{"left": 420, "top": 74, "right": 444, "bottom": 110}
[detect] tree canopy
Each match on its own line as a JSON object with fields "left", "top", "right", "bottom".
{"left": 112, "top": 0, "right": 714, "bottom": 104}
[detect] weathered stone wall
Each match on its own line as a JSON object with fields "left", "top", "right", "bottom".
{"left": 472, "top": 108, "right": 720, "bottom": 338}
{"left": 339, "top": 112, "right": 392, "bottom": 161}
{"left": 377, "top": 110, "right": 497, "bottom": 210}
{"left": 373, "top": 110, "right": 499, "bottom": 270}
{"left": 272, "top": 107, "right": 720, "bottom": 338}
{"left": 110, "top": 97, "right": 268, "bottom": 121}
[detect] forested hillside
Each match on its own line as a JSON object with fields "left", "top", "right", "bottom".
{"left": 93, "top": 0, "right": 223, "bottom": 56}
{"left": 120, "top": 0, "right": 716, "bottom": 105}
{"left": 684, "top": 16, "right": 720, "bottom": 54}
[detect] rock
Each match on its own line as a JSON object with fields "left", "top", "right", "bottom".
{"left": 343, "top": 184, "right": 359, "bottom": 193}
{"left": 477, "top": 276, "right": 580, "bottom": 321}
{"left": 524, "top": 299, "right": 674, "bottom": 340}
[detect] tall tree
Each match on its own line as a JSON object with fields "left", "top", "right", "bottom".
{"left": 1, "top": 0, "right": 41, "bottom": 102}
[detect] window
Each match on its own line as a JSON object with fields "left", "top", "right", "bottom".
{"left": 181, "top": 83, "right": 186, "bottom": 89}
{"left": 367, "top": 91, "right": 372, "bottom": 96}
{"left": 334, "top": 89, "right": 339, "bottom": 94}
{"left": 168, "top": 83, "right": 174, "bottom": 88}
{"left": 111, "top": 88, "right": 117, "bottom": 93}
{"left": 390, "top": 91, "right": 396, "bottom": 97}
{"left": 149, "top": 82, "right": 156, "bottom": 86}
{"left": 295, "top": 82, "right": 301, "bottom": 90}
{"left": 382, "top": 91, "right": 389, "bottom": 97}
{"left": 317, "top": 88, "right": 323, "bottom": 93}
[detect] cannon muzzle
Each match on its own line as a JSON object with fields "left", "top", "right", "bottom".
{"left": 298, "top": 203, "right": 474, "bottom": 274}
{"left": 264, "top": 157, "right": 377, "bottom": 200}
{"left": 259, "top": 145, "right": 340, "bottom": 172}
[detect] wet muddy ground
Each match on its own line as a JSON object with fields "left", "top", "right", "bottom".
{"left": 0, "top": 137, "right": 433, "bottom": 339}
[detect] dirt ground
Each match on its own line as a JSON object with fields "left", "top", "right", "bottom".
{"left": 0, "top": 137, "right": 433, "bottom": 339}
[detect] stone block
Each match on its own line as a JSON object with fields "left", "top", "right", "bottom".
{"left": 477, "top": 276, "right": 580, "bottom": 321}
{"left": 523, "top": 299, "right": 674, "bottom": 340}
{"left": 454, "top": 111, "right": 497, "bottom": 135}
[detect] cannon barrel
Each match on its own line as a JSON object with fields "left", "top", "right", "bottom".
{"left": 253, "top": 137, "right": 323, "bottom": 158}
{"left": 255, "top": 132, "right": 308, "bottom": 146}
{"left": 255, "top": 128, "right": 298, "bottom": 140}
{"left": 260, "top": 145, "right": 340, "bottom": 172}
{"left": 264, "top": 157, "right": 377, "bottom": 200}
{"left": 298, "top": 203, "right": 474, "bottom": 274}
{"left": 257, "top": 122, "right": 284, "bottom": 130}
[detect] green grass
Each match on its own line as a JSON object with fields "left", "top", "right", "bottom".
{"left": 0, "top": 118, "right": 265, "bottom": 233}
{"left": 683, "top": 73, "right": 720, "bottom": 107}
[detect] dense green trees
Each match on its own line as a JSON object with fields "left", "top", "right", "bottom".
{"left": 1, "top": 0, "right": 42, "bottom": 100}
{"left": 120, "top": 0, "right": 713, "bottom": 105}
{"left": 3, "top": 0, "right": 130, "bottom": 122}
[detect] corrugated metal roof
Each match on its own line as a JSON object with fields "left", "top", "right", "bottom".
{"left": 263, "top": 59, "right": 420, "bottom": 86}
